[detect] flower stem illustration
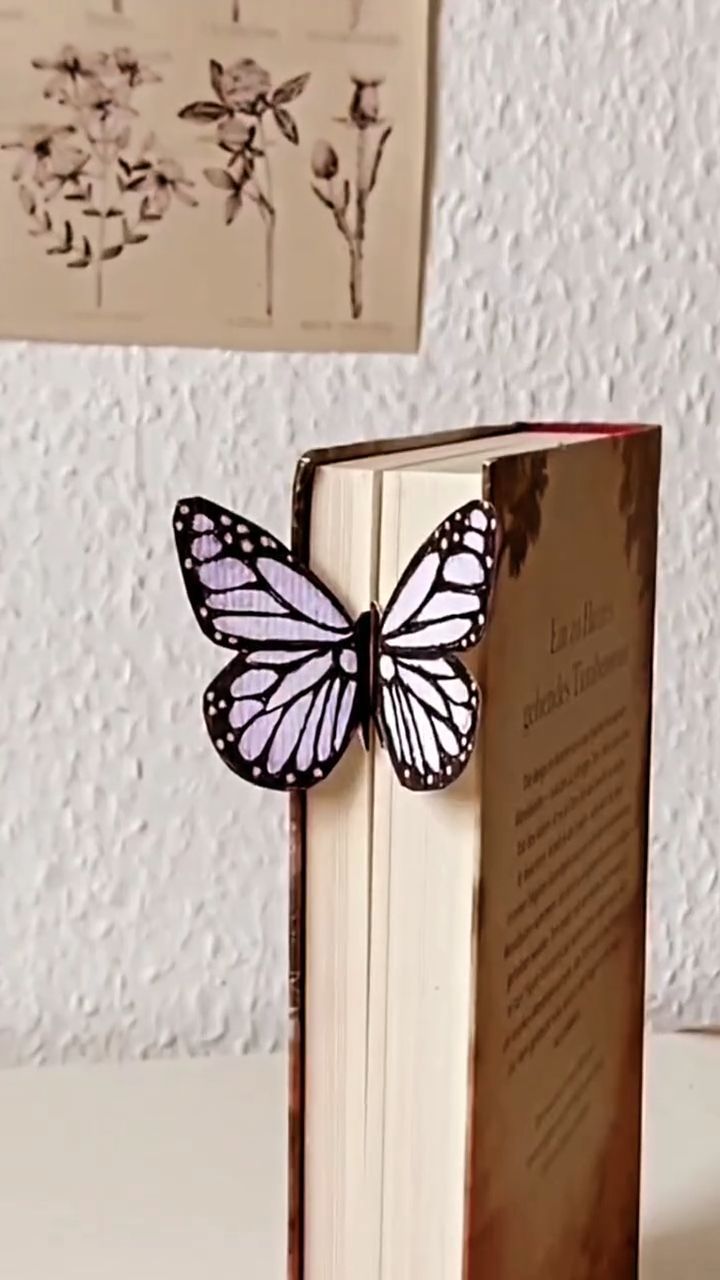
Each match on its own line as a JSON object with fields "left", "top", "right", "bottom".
{"left": 231, "top": 0, "right": 241, "bottom": 21}
{"left": 311, "top": 78, "right": 392, "bottom": 320}
{"left": 1, "top": 44, "right": 197, "bottom": 309}
{"left": 112, "top": 0, "right": 124, "bottom": 13}
{"left": 179, "top": 58, "right": 310, "bottom": 319}
{"left": 349, "top": 0, "right": 363, "bottom": 30}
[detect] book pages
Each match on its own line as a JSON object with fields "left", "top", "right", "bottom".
{"left": 0, "top": 0, "right": 429, "bottom": 351}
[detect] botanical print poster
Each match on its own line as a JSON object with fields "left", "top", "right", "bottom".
{"left": 0, "top": 0, "right": 429, "bottom": 352}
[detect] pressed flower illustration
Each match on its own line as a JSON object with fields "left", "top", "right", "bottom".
{"left": 311, "top": 77, "right": 392, "bottom": 320}
{"left": 179, "top": 58, "right": 310, "bottom": 319}
{"left": 1, "top": 44, "right": 196, "bottom": 309}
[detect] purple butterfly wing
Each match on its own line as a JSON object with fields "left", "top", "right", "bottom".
{"left": 204, "top": 646, "right": 360, "bottom": 791}
{"left": 377, "top": 500, "right": 498, "bottom": 791}
{"left": 174, "top": 497, "right": 360, "bottom": 790}
{"left": 174, "top": 497, "right": 354, "bottom": 650}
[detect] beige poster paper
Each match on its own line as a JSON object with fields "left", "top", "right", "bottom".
{"left": 0, "top": 0, "right": 428, "bottom": 351}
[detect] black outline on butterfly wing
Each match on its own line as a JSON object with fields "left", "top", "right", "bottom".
{"left": 173, "top": 496, "right": 362, "bottom": 791}
{"left": 375, "top": 500, "right": 499, "bottom": 792}
{"left": 204, "top": 647, "right": 361, "bottom": 792}
{"left": 174, "top": 496, "right": 355, "bottom": 651}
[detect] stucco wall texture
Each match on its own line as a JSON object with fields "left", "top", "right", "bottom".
{"left": 0, "top": 1, "right": 718, "bottom": 1065}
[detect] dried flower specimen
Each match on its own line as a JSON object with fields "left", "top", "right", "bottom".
{"left": 311, "top": 77, "right": 392, "bottom": 319}
{"left": 179, "top": 58, "right": 310, "bottom": 319}
{"left": 1, "top": 44, "right": 197, "bottom": 309}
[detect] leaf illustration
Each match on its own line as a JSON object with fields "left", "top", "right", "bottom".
{"left": 368, "top": 125, "right": 392, "bottom": 193}
{"left": 139, "top": 196, "right": 163, "bottom": 221}
{"left": 273, "top": 106, "right": 299, "bottom": 145}
{"left": 272, "top": 72, "right": 310, "bottom": 105}
{"left": 204, "top": 167, "right": 236, "bottom": 190}
{"left": 18, "top": 185, "right": 36, "bottom": 216}
{"left": 225, "top": 191, "right": 242, "bottom": 224}
{"left": 210, "top": 59, "right": 225, "bottom": 101}
{"left": 342, "top": 179, "right": 351, "bottom": 211}
{"left": 178, "top": 101, "right": 229, "bottom": 123}
{"left": 118, "top": 157, "right": 132, "bottom": 178}
{"left": 101, "top": 245, "right": 123, "bottom": 260}
{"left": 311, "top": 183, "right": 336, "bottom": 211}
{"left": 83, "top": 208, "right": 102, "bottom": 217}
{"left": 122, "top": 218, "right": 149, "bottom": 246}
{"left": 124, "top": 175, "right": 147, "bottom": 192}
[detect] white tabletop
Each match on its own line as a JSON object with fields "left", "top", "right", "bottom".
{"left": 0, "top": 1034, "right": 717, "bottom": 1279}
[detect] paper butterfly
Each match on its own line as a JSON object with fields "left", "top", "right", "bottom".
{"left": 174, "top": 496, "right": 499, "bottom": 793}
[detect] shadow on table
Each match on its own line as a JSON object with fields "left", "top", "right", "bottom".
{"left": 642, "top": 1208, "right": 720, "bottom": 1278}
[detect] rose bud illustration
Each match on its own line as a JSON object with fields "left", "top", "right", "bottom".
{"left": 311, "top": 139, "right": 340, "bottom": 181}
{"left": 311, "top": 76, "right": 392, "bottom": 321}
{"left": 349, "top": 77, "right": 382, "bottom": 129}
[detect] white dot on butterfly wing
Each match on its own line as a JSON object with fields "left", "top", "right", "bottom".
{"left": 216, "top": 738, "right": 225, "bottom": 750}
{"left": 175, "top": 521, "right": 183, "bottom": 531}
{"left": 241, "top": 539, "right": 253, "bottom": 553}
{"left": 206, "top": 691, "right": 215, "bottom": 701}
{"left": 184, "top": 559, "right": 193, "bottom": 569}
{"left": 379, "top": 654, "right": 394, "bottom": 680}
{"left": 208, "top": 707, "right": 216, "bottom": 717}
{"left": 441, "top": 537, "right": 449, "bottom": 550}
{"left": 286, "top": 773, "right": 296, "bottom": 784}
{"left": 221, "top": 515, "right": 232, "bottom": 526}
{"left": 252, "top": 766, "right": 261, "bottom": 778}
{"left": 179, "top": 505, "right": 189, "bottom": 515}
{"left": 486, "top": 555, "right": 494, "bottom": 567}
{"left": 261, "top": 536, "right": 274, "bottom": 548}
{"left": 224, "top": 533, "right": 233, "bottom": 544}
{"left": 200, "top": 607, "right": 208, "bottom": 618}
{"left": 313, "top": 768, "right": 323, "bottom": 779}
{"left": 403, "top": 767, "right": 410, "bottom": 779}
{"left": 226, "top": 733, "right": 235, "bottom": 743}
{"left": 427, "top": 774, "right": 435, "bottom": 785}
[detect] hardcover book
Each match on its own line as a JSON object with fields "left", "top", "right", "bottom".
{"left": 288, "top": 423, "right": 661, "bottom": 1280}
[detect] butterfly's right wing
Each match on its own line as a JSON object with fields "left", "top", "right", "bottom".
{"left": 376, "top": 500, "right": 498, "bottom": 791}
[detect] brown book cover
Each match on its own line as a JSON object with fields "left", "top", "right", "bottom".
{"left": 288, "top": 422, "right": 660, "bottom": 1280}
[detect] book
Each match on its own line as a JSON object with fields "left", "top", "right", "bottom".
{"left": 288, "top": 422, "right": 661, "bottom": 1280}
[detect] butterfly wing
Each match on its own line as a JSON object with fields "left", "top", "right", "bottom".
{"left": 174, "top": 497, "right": 360, "bottom": 790}
{"left": 377, "top": 500, "right": 498, "bottom": 791}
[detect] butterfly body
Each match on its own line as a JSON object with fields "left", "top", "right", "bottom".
{"left": 174, "top": 495, "right": 498, "bottom": 793}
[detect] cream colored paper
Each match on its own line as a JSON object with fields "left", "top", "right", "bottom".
{"left": 0, "top": 0, "right": 428, "bottom": 351}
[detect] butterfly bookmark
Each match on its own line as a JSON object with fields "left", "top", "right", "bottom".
{"left": 173, "top": 496, "right": 499, "bottom": 792}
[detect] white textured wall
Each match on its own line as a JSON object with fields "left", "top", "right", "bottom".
{"left": 1, "top": 0, "right": 719, "bottom": 1065}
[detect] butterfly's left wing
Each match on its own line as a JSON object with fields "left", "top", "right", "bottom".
{"left": 174, "top": 496, "right": 360, "bottom": 790}
{"left": 376, "top": 500, "right": 498, "bottom": 791}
